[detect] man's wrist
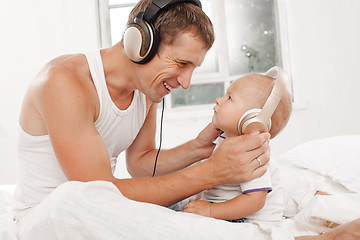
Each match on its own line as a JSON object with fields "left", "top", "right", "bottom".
{"left": 187, "top": 138, "right": 205, "bottom": 162}
{"left": 196, "top": 158, "right": 220, "bottom": 188}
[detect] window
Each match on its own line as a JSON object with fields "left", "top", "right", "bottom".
{"left": 97, "top": 0, "right": 291, "bottom": 110}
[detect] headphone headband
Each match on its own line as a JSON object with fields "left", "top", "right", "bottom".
{"left": 256, "top": 66, "right": 288, "bottom": 123}
{"left": 238, "top": 66, "right": 288, "bottom": 135}
{"left": 143, "top": 0, "right": 202, "bottom": 22}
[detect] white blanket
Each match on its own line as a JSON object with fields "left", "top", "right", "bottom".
{"left": 16, "top": 181, "right": 292, "bottom": 240}
{"left": 0, "top": 186, "right": 17, "bottom": 240}
{"left": 5, "top": 172, "right": 359, "bottom": 240}
{"left": 1, "top": 135, "right": 359, "bottom": 239}
{"left": 278, "top": 161, "right": 360, "bottom": 237}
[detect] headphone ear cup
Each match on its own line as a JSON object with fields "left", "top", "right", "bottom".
{"left": 123, "top": 24, "right": 146, "bottom": 62}
{"left": 238, "top": 109, "right": 271, "bottom": 135}
{"left": 123, "top": 18, "right": 158, "bottom": 64}
{"left": 138, "top": 24, "right": 159, "bottom": 64}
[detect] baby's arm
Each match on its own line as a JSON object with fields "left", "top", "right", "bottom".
{"left": 183, "top": 190, "right": 267, "bottom": 220}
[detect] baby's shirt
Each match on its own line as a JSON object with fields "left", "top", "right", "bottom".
{"left": 201, "top": 134, "right": 284, "bottom": 222}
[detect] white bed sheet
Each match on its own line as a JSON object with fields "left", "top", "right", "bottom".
{"left": 278, "top": 159, "right": 360, "bottom": 237}
{"left": 1, "top": 135, "right": 359, "bottom": 239}
{"left": 2, "top": 165, "right": 358, "bottom": 240}
{"left": 0, "top": 185, "right": 17, "bottom": 240}
{"left": 277, "top": 135, "right": 360, "bottom": 236}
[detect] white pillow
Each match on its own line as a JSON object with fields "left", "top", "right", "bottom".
{"left": 333, "top": 159, "right": 360, "bottom": 193}
{"left": 279, "top": 135, "right": 360, "bottom": 193}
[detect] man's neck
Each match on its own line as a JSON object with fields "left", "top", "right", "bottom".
{"left": 100, "top": 43, "right": 139, "bottom": 109}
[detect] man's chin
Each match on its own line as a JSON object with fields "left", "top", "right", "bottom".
{"left": 150, "top": 96, "right": 164, "bottom": 104}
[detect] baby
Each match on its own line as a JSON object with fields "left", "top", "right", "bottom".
{"left": 183, "top": 66, "right": 292, "bottom": 223}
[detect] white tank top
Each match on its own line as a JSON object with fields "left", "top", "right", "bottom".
{"left": 14, "top": 51, "right": 147, "bottom": 220}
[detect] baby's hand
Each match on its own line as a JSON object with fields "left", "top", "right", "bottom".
{"left": 183, "top": 195, "right": 211, "bottom": 217}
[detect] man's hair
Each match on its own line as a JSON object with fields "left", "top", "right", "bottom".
{"left": 124, "top": 0, "right": 214, "bottom": 50}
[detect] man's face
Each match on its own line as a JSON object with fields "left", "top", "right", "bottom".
{"left": 138, "top": 31, "right": 208, "bottom": 103}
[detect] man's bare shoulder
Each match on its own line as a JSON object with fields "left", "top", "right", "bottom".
{"left": 34, "top": 54, "right": 97, "bottom": 115}
{"left": 20, "top": 53, "right": 97, "bottom": 135}
{"left": 29, "top": 53, "right": 98, "bottom": 102}
{"left": 40, "top": 53, "right": 90, "bottom": 83}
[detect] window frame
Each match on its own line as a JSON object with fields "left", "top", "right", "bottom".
{"left": 96, "top": 0, "right": 298, "bottom": 113}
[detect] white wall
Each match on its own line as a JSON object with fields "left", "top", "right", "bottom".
{"left": 0, "top": 0, "right": 99, "bottom": 184}
{"left": 1, "top": 0, "right": 360, "bottom": 184}
{"left": 277, "top": 0, "right": 360, "bottom": 149}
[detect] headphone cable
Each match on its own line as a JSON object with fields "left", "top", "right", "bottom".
{"left": 152, "top": 98, "right": 165, "bottom": 177}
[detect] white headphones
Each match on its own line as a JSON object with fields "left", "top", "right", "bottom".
{"left": 237, "top": 66, "right": 288, "bottom": 135}
{"left": 123, "top": 0, "right": 202, "bottom": 64}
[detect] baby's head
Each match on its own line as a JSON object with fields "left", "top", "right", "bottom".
{"left": 212, "top": 72, "right": 292, "bottom": 138}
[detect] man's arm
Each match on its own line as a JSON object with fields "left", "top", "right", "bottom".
{"left": 126, "top": 102, "right": 220, "bottom": 177}
{"left": 120, "top": 130, "right": 270, "bottom": 206}
{"left": 116, "top": 133, "right": 269, "bottom": 206}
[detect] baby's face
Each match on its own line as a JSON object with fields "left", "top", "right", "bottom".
{"left": 212, "top": 80, "right": 248, "bottom": 137}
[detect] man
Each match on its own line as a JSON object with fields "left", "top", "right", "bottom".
{"left": 15, "top": 0, "right": 360, "bottom": 239}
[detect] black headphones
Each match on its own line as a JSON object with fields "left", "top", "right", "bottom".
{"left": 123, "top": 0, "right": 202, "bottom": 64}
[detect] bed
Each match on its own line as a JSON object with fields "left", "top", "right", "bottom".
{"left": 0, "top": 185, "right": 17, "bottom": 240}
{"left": 1, "top": 135, "right": 359, "bottom": 239}
{"left": 277, "top": 134, "right": 360, "bottom": 236}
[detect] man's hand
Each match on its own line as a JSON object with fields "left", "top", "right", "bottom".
{"left": 193, "top": 122, "right": 222, "bottom": 160}
{"left": 206, "top": 131, "right": 270, "bottom": 185}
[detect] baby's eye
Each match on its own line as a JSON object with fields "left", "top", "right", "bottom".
{"left": 227, "top": 96, "right": 232, "bottom": 101}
